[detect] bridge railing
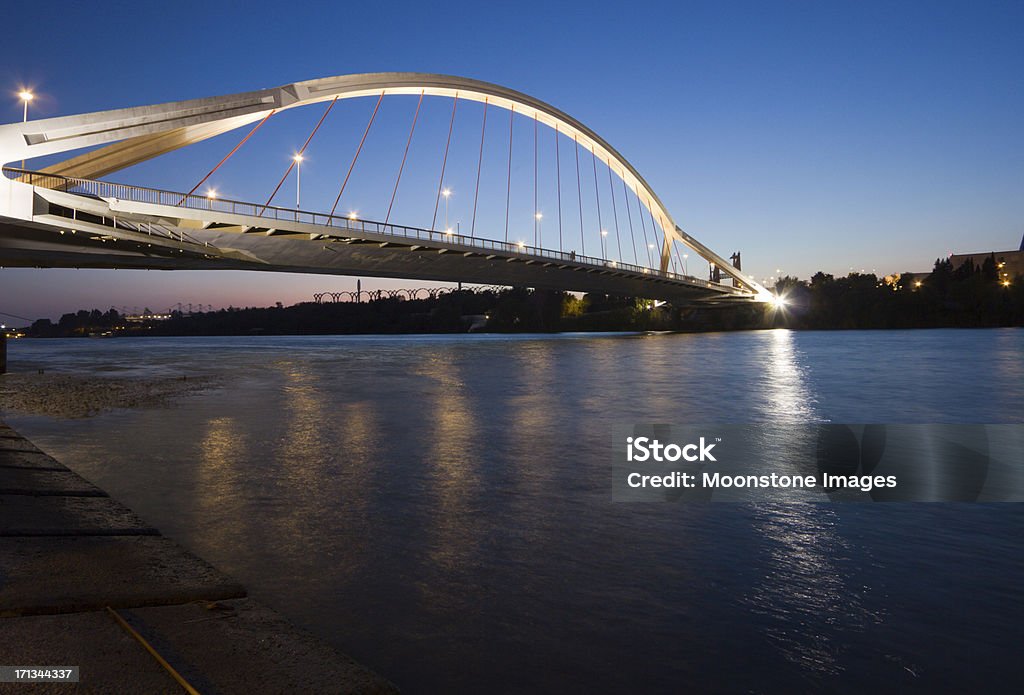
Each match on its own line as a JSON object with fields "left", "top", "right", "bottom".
{"left": 3, "top": 167, "right": 735, "bottom": 292}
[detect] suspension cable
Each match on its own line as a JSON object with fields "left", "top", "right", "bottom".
{"left": 504, "top": 105, "right": 514, "bottom": 243}
{"left": 647, "top": 197, "right": 665, "bottom": 271}
{"left": 590, "top": 147, "right": 604, "bottom": 257}
{"left": 471, "top": 98, "right": 489, "bottom": 238}
{"left": 533, "top": 113, "right": 538, "bottom": 247}
{"left": 555, "top": 124, "right": 563, "bottom": 253}
{"left": 606, "top": 163, "right": 623, "bottom": 262}
{"left": 261, "top": 97, "right": 338, "bottom": 211}
{"left": 574, "top": 134, "right": 584, "bottom": 256}
{"left": 636, "top": 187, "right": 653, "bottom": 268}
{"left": 181, "top": 109, "right": 275, "bottom": 204}
{"left": 431, "top": 93, "right": 459, "bottom": 230}
{"left": 622, "top": 178, "right": 641, "bottom": 267}
{"left": 330, "top": 91, "right": 384, "bottom": 219}
{"left": 674, "top": 239, "right": 688, "bottom": 278}
{"left": 384, "top": 90, "right": 425, "bottom": 226}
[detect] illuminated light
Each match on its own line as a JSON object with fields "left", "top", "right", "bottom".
{"left": 601, "top": 230, "right": 608, "bottom": 236}
{"left": 535, "top": 212, "right": 543, "bottom": 220}
{"left": 293, "top": 153, "right": 304, "bottom": 163}
{"left": 442, "top": 188, "right": 452, "bottom": 198}
{"left": 18, "top": 90, "right": 33, "bottom": 102}
{"left": 770, "top": 293, "right": 788, "bottom": 310}
{"left": 914, "top": 281, "right": 922, "bottom": 288}
{"left": 444, "top": 228, "right": 453, "bottom": 235}
{"left": 648, "top": 243, "right": 655, "bottom": 249}
{"left": 348, "top": 211, "right": 358, "bottom": 220}
{"left": 1003, "top": 280, "right": 1012, "bottom": 287}
{"left": 517, "top": 240, "right": 526, "bottom": 249}
{"left": 206, "top": 189, "right": 217, "bottom": 200}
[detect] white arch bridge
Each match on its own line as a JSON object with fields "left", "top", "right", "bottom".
{"left": 0, "top": 73, "right": 770, "bottom": 304}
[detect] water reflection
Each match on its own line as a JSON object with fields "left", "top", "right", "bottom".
{"left": 745, "top": 502, "right": 878, "bottom": 678}
{"left": 415, "top": 350, "right": 483, "bottom": 578}
{"left": 759, "top": 329, "right": 817, "bottom": 422}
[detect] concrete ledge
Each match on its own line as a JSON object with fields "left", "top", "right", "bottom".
{"left": 0, "top": 467, "right": 107, "bottom": 496}
{"left": 0, "top": 494, "right": 155, "bottom": 536}
{"left": 0, "top": 536, "right": 247, "bottom": 617}
{"left": 0, "top": 449, "right": 70, "bottom": 471}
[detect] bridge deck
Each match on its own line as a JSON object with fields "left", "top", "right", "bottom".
{"left": 1, "top": 169, "right": 753, "bottom": 302}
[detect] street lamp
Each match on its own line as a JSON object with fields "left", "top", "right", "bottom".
{"left": 18, "top": 90, "right": 32, "bottom": 169}
{"left": 535, "top": 212, "right": 543, "bottom": 247}
{"left": 293, "top": 153, "right": 304, "bottom": 209}
{"left": 600, "top": 229, "right": 608, "bottom": 258}
{"left": 683, "top": 253, "right": 689, "bottom": 275}
{"left": 442, "top": 188, "right": 451, "bottom": 230}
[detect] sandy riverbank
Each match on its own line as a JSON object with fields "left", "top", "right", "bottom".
{"left": 0, "top": 372, "right": 219, "bottom": 418}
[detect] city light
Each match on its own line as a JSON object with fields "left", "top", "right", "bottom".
{"left": 206, "top": 189, "right": 217, "bottom": 200}
{"left": 348, "top": 211, "right": 358, "bottom": 220}
{"left": 535, "top": 212, "right": 543, "bottom": 220}
{"left": 444, "top": 228, "right": 453, "bottom": 236}
{"left": 18, "top": 90, "right": 33, "bottom": 102}
{"left": 517, "top": 240, "right": 526, "bottom": 249}
{"left": 770, "top": 293, "right": 788, "bottom": 309}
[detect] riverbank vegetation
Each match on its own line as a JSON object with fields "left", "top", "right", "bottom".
{"left": 20, "top": 258, "right": 1023, "bottom": 337}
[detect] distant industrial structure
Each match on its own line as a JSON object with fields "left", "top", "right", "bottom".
{"left": 948, "top": 233, "right": 1024, "bottom": 286}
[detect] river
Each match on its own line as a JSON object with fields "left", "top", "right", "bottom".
{"left": 4, "top": 329, "right": 1022, "bottom": 693}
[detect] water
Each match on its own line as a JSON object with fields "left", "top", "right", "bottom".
{"left": 4, "top": 329, "right": 1023, "bottom": 693}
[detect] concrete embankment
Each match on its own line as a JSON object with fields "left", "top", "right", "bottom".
{"left": 0, "top": 419, "right": 398, "bottom": 694}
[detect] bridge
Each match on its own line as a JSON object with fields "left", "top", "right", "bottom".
{"left": 0, "top": 73, "right": 771, "bottom": 304}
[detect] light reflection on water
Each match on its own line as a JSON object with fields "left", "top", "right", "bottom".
{"left": 4, "top": 329, "right": 1023, "bottom": 693}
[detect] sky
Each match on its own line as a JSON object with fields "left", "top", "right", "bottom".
{"left": 2, "top": 0, "right": 1022, "bottom": 321}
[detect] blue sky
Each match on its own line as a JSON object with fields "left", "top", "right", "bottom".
{"left": 2, "top": 0, "right": 1022, "bottom": 319}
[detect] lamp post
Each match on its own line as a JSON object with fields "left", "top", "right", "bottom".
{"left": 293, "top": 153, "right": 304, "bottom": 209}
{"left": 683, "top": 253, "right": 689, "bottom": 275}
{"left": 600, "top": 229, "right": 608, "bottom": 259}
{"left": 18, "top": 90, "right": 32, "bottom": 170}
{"left": 535, "top": 212, "right": 543, "bottom": 247}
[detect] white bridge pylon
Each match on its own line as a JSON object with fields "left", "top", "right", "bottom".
{"left": 0, "top": 72, "right": 769, "bottom": 300}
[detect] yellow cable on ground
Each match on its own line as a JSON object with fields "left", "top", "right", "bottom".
{"left": 106, "top": 606, "right": 201, "bottom": 695}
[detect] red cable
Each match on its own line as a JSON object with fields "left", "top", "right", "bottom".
{"left": 331, "top": 91, "right": 384, "bottom": 219}
{"left": 262, "top": 97, "right": 338, "bottom": 211}
{"left": 606, "top": 163, "right": 623, "bottom": 261}
{"left": 574, "top": 134, "right": 584, "bottom": 256}
{"left": 622, "top": 177, "right": 640, "bottom": 267}
{"left": 555, "top": 124, "right": 562, "bottom": 253}
{"left": 504, "top": 105, "right": 514, "bottom": 243}
{"left": 636, "top": 187, "right": 653, "bottom": 268}
{"left": 471, "top": 98, "right": 489, "bottom": 238}
{"left": 591, "top": 147, "right": 603, "bottom": 257}
{"left": 384, "top": 91, "right": 424, "bottom": 226}
{"left": 648, "top": 198, "right": 665, "bottom": 271}
{"left": 533, "top": 114, "right": 539, "bottom": 246}
{"left": 431, "top": 93, "right": 459, "bottom": 230}
{"left": 180, "top": 109, "right": 275, "bottom": 204}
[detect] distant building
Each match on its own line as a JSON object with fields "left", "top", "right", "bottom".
{"left": 949, "top": 236, "right": 1023, "bottom": 284}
